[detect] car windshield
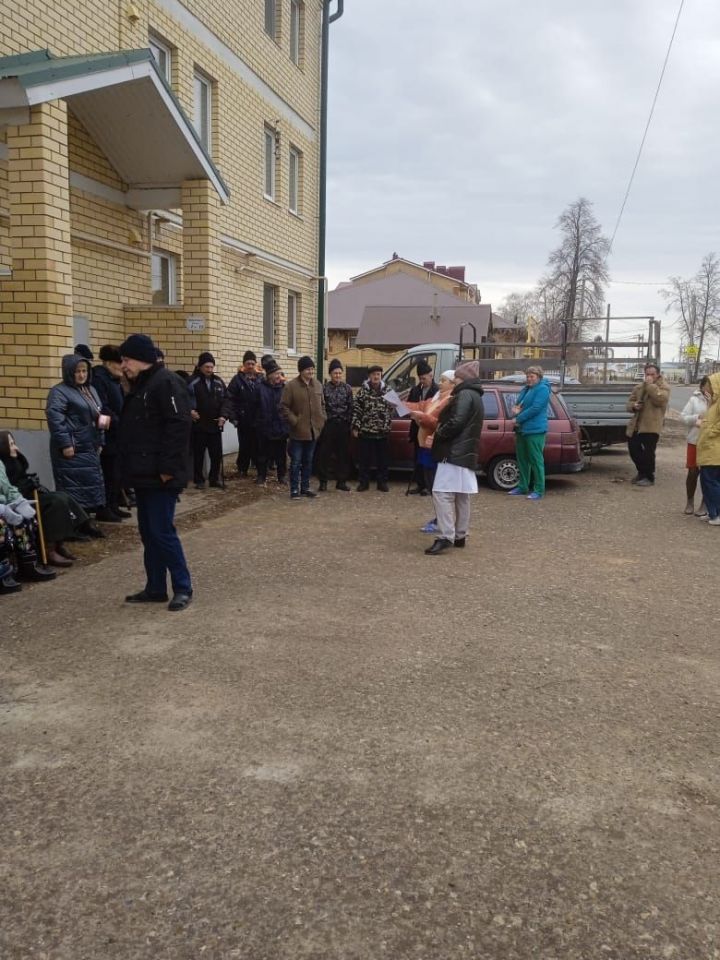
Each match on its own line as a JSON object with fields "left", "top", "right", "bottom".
{"left": 502, "top": 391, "right": 557, "bottom": 419}
{"left": 384, "top": 354, "right": 437, "bottom": 396}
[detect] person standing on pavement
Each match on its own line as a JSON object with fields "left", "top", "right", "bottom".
{"left": 281, "top": 356, "right": 327, "bottom": 500}
{"left": 253, "top": 360, "right": 289, "bottom": 487}
{"left": 407, "top": 360, "right": 438, "bottom": 496}
{"left": 696, "top": 372, "right": 720, "bottom": 526}
{"left": 508, "top": 366, "right": 552, "bottom": 501}
{"left": 118, "top": 334, "right": 194, "bottom": 612}
{"left": 680, "top": 376, "right": 710, "bottom": 516}
{"left": 187, "top": 352, "right": 227, "bottom": 489}
{"left": 626, "top": 362, "right": 671, "bottom": 487}
{"left": 92, "top": 346, "right": 129, "bottom": 520}
{"left": 317, "top": 359, "right": 354, "bottom": 492}
{"left": 425, "top": 361, "right": 484, "bottom": 555}
{"left": 405, "top": 370, "right": 456, "bottom": 533}
{"left": 352, "top": 365, "right": 393, "bottom": 492}
{"left": 223, "top": 350, "right": 261, "bottom": 477}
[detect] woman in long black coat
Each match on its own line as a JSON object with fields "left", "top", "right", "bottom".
{"left": 45, "top": 354, "right": 108, "bottom": 516}
{"left": 0, "top": 430, "right": 100, "bottom": 566}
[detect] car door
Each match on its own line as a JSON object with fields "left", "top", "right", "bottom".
{"left": 478, "top": 389, "right": 505, "bottom": 465}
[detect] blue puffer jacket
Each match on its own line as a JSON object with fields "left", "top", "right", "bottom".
{"left": 515, "top": 378, "right": 552, "bottom": 435}
{"left": 46, "top": 354, "right": 106, "bottom": 508}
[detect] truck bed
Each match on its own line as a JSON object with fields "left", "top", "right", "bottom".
{"left": 558, "top": 384, "right": 633, "bottom": 450}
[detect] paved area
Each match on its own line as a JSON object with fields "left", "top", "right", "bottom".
{"left": 2, "top": 423, "right": 719, "bottom": 960}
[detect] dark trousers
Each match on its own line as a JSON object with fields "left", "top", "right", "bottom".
{"left": 236, "top": 424, "right": 257, "bottom": 474}
{"left": 628, "top": 431, "right": 659, "bottom": 481}
{"left": 700, "top": 466, "right": 720, "bottom": 520}
{"left": 256, "top": 436, "right": 287, "bottom": 482}
{"left": 193, "top": 429, "right": 223, "bottom": 484}
{"left": 135, "top": 489, "right": 192, "bottom": 597}
{"left": 100, "top": 450, "right": 120, "bottom": 509}
{"left": 412, "top": 442, "right": 427, "bottom": 490}
{"left": 289, "top": 438, "right": 316, "bottom": 493}
{"left": 316, "top": 419, "right": 352, "bottom": 482}
{"left": 358, "top": 436, "right": 389, "bottom": 484}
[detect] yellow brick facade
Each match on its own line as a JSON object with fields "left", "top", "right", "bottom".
{"left": 0, "top": 0, "right": 322, "bottom": 442}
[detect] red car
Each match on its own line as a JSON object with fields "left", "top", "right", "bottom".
{"left": 388, "top": 382, "right": 584, "bottom": 490}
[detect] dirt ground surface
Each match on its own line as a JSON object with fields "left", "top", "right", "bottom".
{"left": 2, "top": 421, "right": 719, "bottom": 960}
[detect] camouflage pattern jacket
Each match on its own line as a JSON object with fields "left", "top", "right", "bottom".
{"left": 352, "top": 381, "right": 393, "bottom": 438}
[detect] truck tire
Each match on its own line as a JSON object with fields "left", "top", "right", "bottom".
{"left": 487, "top": 455, "right": 519, "bottom": 491}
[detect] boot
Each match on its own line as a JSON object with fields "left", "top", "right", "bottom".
{"left": 95, "top": 506, "right": 122, "bottom": 523}
{"left": 335, "top": 481, "right": 350, "bottom": 491}
{"left": 80, "top": 520, "right": 105, "bottom": 539}
{"left": 318, "top": 480, "right": 328, "bottom": 492}
{"left": 47, "top": 548, "right": 73, "bottom": 567}
{"left": 56, "top": 543, "right": 77, "bottom": 561}
{"left": 0, "top": 559, "right": 21, "bottom": 593}
{"left": 18, "top": 560, "right": 57, "bottom": 582}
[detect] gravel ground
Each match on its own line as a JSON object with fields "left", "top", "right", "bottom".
{"left": 2, "top": 422, "right": 719, "bottom": 960}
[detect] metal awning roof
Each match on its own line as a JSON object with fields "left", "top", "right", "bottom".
{"left": 0, "top": 49, "right": 229, "bottom": 207}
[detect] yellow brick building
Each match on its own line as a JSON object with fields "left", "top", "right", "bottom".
{"left": 0, "top": 0, "right": 323, "bottom": 470}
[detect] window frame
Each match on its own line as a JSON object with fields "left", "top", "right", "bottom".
{"left": 263, "top": 283, "right": 277, "bottom": 351}
{"left": 346, "top": 333, "right": 357, "bottom": 350}
{"left": 290, "top": 0, "right": 304, "bottom": 65}
{"left": 151, "top": 251, "right": 177, "bottom": 306}
{"left": 149, "top": 33, "right": 172, "bottom": 84}
{"left": 288, "top": 145, "right": 301, "bottom": 214}
{"left": 264, "top": 125, "right": 277, "bottom": 201}
{"left": 193, "top": 69, "right": 213, "bottom": 153}
{"left": 287, "top": 291, "right": 299, "bottom": 353}
{"left": 501, "top": 391, "right": 557, "bottom": 420}
{"left": 264, "top": 0, "right": 277, "bottom": 40}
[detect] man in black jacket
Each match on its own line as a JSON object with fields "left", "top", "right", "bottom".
{"left": 222, "top": 350, "right": 261, "bottom": 476}
{"left": 187, "top": 351, "right": 227, "bottom": 489}
{"left": 92, "top": 345, "right": 128, "bottom": 521}
{"left": 118, "top": 334, "right": 193, "bottom": 611}
{"left": 407, "top": 360, "right": 438, "bottom": 495}
{"left": 425, "top": 361, "right": 484, "bottom": 556}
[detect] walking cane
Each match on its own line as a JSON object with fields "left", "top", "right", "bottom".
{"left": 33, "top": 489, "right": 49, "bottom": 567}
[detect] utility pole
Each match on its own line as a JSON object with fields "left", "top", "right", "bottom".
{"left": 603, "top": 303, "right": 611, "bottom": 384}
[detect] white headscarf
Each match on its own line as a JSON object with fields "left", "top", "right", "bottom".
{"left": 440, "top": 369, "right": 456, "bottom": 382}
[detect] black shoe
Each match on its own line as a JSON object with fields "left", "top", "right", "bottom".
{"left": 419, "top": 489, "right": 429, "bottom": 497}
{"left": 356, "top": 482, "right": 369, "bottom": 492}
{"left": 635, "top": 477, "right": 654, "bottom": 487}
{"left": 194, "top": 481, "right": 205, "bottom": 490}
{"left": 209, "top": 480, "right": 223, "bottom": 488}
{"left": 81, "top": 521, "right": 105, "bottom": 539}
{"left": 168, "top": 592, "right": 192, "bottom": 612}
{"left": 318, "top": 480, "right": 328, "bottom": 492}
{"left": 113, "top": 508, "right": 132, "bottom": 519}
{"left": 18, "top": 562, "right": 57, "bottom": 581}
{"left": 301, "top": 490, "right": 317, "bottom": 498}
{"left": 56, "top": 544, "right": 77, "bottom": 561}
{"left": 95, "top": 507, "right": 121, "bottom": 523}
{"left": 630, "top": 473, "right": 642, "bottom": 484}
{"left": 454, "top": 538, "right": 466, "bottom": 548}
{"left": 0, "top": 573, "right": 22, "bottom": 593}
{"left": 407, "top": 487, "right": 423, "bottom": 495}
{"left": 377, "top": 482, "right": 389, "bottom": 492}
{"left": 424, "top": 538, "right": 453, "bottom": 556}
{"left": 335, "top": 481, "right": 350, "bottom": 491}
{"left": 290, "top": 490, "right": 301, "bottom": 500}
{"left": 125, "top": 590, "right": 169, "bottom": 604}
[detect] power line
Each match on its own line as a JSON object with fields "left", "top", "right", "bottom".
{"left": 609, "top": 0, "right": 686, "bottom": 252}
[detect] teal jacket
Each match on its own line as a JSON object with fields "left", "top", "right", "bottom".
{"left": 515, "top": 378, "right": 552, "bottom": 435}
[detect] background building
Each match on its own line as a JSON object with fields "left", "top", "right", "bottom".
{"left": 0, "top": 0, "right": 322, "bottom": 469}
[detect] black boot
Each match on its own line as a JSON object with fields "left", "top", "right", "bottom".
{"left": 318, "top": 480, "right": 328, "bottom": 492}
{"left": 424, "top": 538, "right": 453, "bottom": 556}
{"left": 18, "top": 560, "right": 57, "bottom": 582}
{"left": 80, "top": 520, "right": 105, "bottom": 539}
{"left": 0, "top": 559, "right": 21, "bottom": 593}
{"left": 335, "top": 481, "right": 350, "bottom": 491}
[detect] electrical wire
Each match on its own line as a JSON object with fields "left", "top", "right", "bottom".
{"left": 609, "top": 0, "right": 685, "bottom": 252}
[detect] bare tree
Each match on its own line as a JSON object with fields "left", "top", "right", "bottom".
{"left": 544, "top": 197, "right": 610, "bottom": 339}
{"left": 662, "top": 252, "right": 720, "bottom": 379}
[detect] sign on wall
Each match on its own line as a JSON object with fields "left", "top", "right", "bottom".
{"left": 186, "top": 316, "right": 206, "bottom": 332}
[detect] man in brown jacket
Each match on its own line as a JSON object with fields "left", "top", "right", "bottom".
{"left": 281, "top": 356, "right": 327, "bottom": 499}
{"left": 626, "top": 362, "right": 671, "bottom": 486}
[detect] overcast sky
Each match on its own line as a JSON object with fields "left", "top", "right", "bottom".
{"left": 325, "top": 0, "right": 720, "bottom": 361}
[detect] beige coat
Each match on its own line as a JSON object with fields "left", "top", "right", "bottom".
{"left": 625, "top": 375, "right": 670, "bottom": 437}
{"left": 696, "top": 372, "right": 720, "bottom": 466}
{"left": 280, "top": 376, "right": 327, "bottom": 441}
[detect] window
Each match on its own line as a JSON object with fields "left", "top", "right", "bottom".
{"left": 480, "top": 391, "right": 499, "bottom": 419}
{"left": 346, "top": 333, "right": 357, "bottom": 350}
{"left": 263, "top": 284, "right": 277, "bottom": 350}
{"left": 151, "top": 252, "right": 177, "bottom": 305}
{"left": 288, "top": 146, "right": 301, "bottom": 214}
{"left": 149, "top": 33, "right": 172, "bottom": 83}
{"left": 287, "top": 292, "right": 299, "bottom": 352}
{"left": 193, "top": 70, "right": 212, "bottom": 151}
{"left": 385, "top": 354, "right": 438, "bottom": 396}
{"left": 264, "top": 0, "right": 277, "bottom": 39}
{"left": 290, "top": 0, "right": 304, "bottom": 65}
{"left": 264, "top": 126, "right": 277, "bottom": 200}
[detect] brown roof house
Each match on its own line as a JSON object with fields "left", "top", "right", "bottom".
{"left": 327, "top": 255, "right": 490, "bottom": 376}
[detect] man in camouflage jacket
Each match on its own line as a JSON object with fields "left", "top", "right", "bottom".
{"left": 351, "top": 365, "right": 393, "bottom": 492}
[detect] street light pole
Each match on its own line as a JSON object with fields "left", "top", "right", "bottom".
{"left": 316, "top": 0, "right": 345, "bottom": 380}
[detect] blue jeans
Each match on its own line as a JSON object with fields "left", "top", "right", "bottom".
{"left": 289, "top": 438, "right": 316, "bottom": 493}
{"left": 135, "top": 489, "right": 192, "bottom": 597}
{"left": 700, "top": 466, "right": 720, "bottom": 520}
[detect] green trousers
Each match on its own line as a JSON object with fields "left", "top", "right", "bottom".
{"left": 516, "top": 432, "right": 546, "bottom": 495}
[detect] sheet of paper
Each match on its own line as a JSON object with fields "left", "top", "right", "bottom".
{"left": 384, "top": 389, "right": 411, "bottom": 417}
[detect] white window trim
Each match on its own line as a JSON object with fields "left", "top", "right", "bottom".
{"left": 288, "top": 146, "right": 300, "bottom": 215}
{"left": 264, "top": 126, "right": 277, "bottom": 201}
{"left": 290, "top": 0, "right": 302, "bottom": 65}
{"left": 287, "top": 291, "right": 299, "bottom": 353}
{"left": 263, "top": 284, "right": 277, "bottom": 351}
{"left": 152, "top": 251, "right": 178, "bottom": 306}
{"left": 193, "top": 69, "right": 213, "bottom": 153}
{"left": 149, "top": 33, "right": 173, "bottom": 83}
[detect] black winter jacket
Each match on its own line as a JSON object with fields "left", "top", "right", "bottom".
{"left": 432, "top": 379, "right": 485, "bottom": 470}
{"left": 187, "top": 373, "right": 227, "bottom": 433}
{"left": 46, "top": 354, "right": 106, "bottom": 508}
{"left": 118, "top": 364, "right": 192, "bottom": 491}
{"left": 92, "top": 364, "right": 124, "bottom": 454}
{"left": 253, "top": 379, "right": 288, "bottom": 439}
{"left": 222, "top": 372, "right": 260, "bottom": 428}
{"left": 407, "top": 380, "right": 439, "bottom": 443}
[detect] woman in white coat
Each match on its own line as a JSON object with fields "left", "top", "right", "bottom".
{"left": 680, "top": 376, "right": 711, "bottom": 515}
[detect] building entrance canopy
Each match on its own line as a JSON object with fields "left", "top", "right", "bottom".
{"left": 0, "top": 48, "right": 229, "bottom": 208}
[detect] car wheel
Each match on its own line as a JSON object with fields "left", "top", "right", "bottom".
{"left": 487, "top": 455, "right": 519, "bottom": 491}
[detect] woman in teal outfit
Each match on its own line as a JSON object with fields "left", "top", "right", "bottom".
{"left": 508, "top": 366, "right": 552, "bottom": 500}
